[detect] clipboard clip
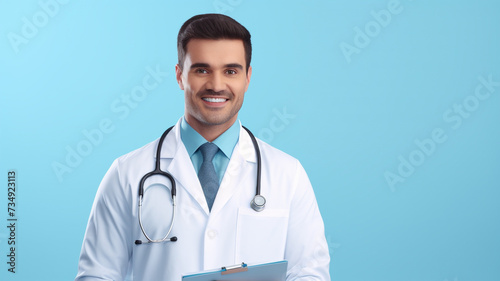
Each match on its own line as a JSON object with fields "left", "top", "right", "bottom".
{"left": 221, "top": 262, "right": 248, "bottom": 275}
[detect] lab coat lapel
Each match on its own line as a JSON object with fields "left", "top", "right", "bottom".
{"left": 210, "top": 125, "right": 257, "bottom": 215}
{"left": 158, "top": 120, "right": 210, "bottom": 214}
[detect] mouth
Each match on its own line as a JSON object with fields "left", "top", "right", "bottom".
{"left": 201, "top": 96, "right": 230, "bottom": 108}
{"left": 202, "top": 97, "right": 228, "bottom": 103}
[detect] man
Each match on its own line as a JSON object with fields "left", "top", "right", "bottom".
{"left": 75, "top": 14, "right": 330, "bottom": 280}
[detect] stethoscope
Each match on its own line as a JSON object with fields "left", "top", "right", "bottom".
{"left": 135, "top": 126, "right": 266, "bottom": 245}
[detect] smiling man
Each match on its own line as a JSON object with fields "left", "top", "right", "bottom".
{"left": 75, "top": 14, "right": 330, "bottom": 280}
{"left": 177, "top": 38, "right": 250, "bottom": 142}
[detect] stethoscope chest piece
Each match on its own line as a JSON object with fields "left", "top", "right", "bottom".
{"left": 251, "top": 194, "right": 266, "bottom": 212}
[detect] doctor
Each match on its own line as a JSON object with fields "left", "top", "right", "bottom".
{"left": 75, "top": 14, "right": 330, "bottom": 280}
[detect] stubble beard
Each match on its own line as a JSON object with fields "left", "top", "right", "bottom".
{"left": 187, "top": 89, "right": 244, "bottom": 128}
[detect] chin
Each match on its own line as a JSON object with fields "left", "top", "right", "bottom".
{"left": 200, "top": 114, "right": 236, "bottom": 127}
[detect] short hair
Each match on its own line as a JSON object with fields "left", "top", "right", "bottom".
{"left": 177, "top": 13, "right": 252, "bottom": 72}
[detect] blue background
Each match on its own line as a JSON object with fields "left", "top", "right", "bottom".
{"left": 1, "top": 1, "right": 499, "bottom": 280}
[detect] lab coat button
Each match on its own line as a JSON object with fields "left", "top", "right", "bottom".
{"left": 207, "top": 229, "right": 217, "bottom": 239}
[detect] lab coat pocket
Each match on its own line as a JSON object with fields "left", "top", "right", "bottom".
{"left": 235, "top": 208, "right": 289, "bottom": 264}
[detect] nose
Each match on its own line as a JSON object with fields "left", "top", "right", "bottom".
{"left": 205, "top": 72, "right": 225, "bottom": 93}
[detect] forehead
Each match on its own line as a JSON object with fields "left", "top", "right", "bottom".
{"left": 184, "top": 39, "right": 246, "bottom": 66}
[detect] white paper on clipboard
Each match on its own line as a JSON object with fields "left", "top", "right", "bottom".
{"left": 182, "top": 260, "right": 287, "bottom": 281}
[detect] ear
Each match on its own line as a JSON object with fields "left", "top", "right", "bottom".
{"left": 244, "top": 65, "right": 252, "bottom": 92}
{"left": 175, "top": 64, "right": 184, "bottom": 90}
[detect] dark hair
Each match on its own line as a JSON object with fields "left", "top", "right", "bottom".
{"left": 177, "top": 13, "right": 252, "bottom": 72}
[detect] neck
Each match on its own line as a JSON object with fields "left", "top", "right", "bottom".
{"left": 185, "top": 116, "right": 237, "bottom": 142}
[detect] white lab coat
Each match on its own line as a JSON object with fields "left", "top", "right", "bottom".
{"left": 75, "top": 119, "right": 330, "bottom": 280}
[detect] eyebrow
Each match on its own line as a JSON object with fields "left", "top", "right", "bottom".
{"left": 190, "top": 63, "right": 243, "bottom": 70}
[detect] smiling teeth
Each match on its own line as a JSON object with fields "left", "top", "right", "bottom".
{"left": 203, "top": 98, "right": 226, "bottom": 103}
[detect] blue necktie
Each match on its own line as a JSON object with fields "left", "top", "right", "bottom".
{"left": 198, "top": 142, "right": 219, "bottom": 211}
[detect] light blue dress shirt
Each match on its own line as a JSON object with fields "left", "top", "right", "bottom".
{"left": 180, "top": 117, "right": 240, "bottom": 184}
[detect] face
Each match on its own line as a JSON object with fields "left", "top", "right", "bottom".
{"left": 176, "top": 39, "right": 252, "bottom": 133}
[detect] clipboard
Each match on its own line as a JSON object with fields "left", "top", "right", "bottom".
{"left": 182, "top": 260, "right": 287, "bottom": 281}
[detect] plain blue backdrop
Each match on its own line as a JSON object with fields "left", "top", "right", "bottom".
{"left": 1, "top": 1, "right": 499, "bottom": 280}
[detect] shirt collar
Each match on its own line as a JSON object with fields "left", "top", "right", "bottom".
{"left": 180, "top": 117, "right": 240, "bottom": 159}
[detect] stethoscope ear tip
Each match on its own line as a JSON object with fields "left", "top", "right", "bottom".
{"left": 135, "top": 237, "right": 177, "bottom": 245}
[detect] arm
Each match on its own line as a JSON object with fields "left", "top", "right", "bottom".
{"left": 285, "top": 161, "right": 330, "bottom": 280}
{"left": 75, "top": 160, "right": 133, "bottom": 281}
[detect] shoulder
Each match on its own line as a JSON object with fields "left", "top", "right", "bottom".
{"left": 253, "top": 137, "right": 306, "bottom": 179}
{"left": 238, "top": 125, "right": 301, "bottom": 169}
{"left": 114, "top": 120, "right": 182, "bottom": 168}
{"left": 108, "top": 137, "right": 166, "bottom": 184}
{"left": 115, "top": 138, "right": 158, "bottom": 167}
{"left": 256, "top": 138, "right": 298, "bottom": 165}
{"left": 96, "top": 137, "right": 164, "bottom": 198}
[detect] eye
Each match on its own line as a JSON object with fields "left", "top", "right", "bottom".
{"left": 195, "top": 68, "right": 209, "bottom": 74}
{"left": 226, "top": 69, "right": 237, "bottom": 75}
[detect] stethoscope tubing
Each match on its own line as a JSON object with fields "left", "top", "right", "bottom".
{"left": 138, "top": 195, "right": 177, "bottom": 243}
{"left": 242, "top": 126, "right": 261, "bottom": 196}
{"left": 136, "top": 125, "right": 263, "bottom": 245}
